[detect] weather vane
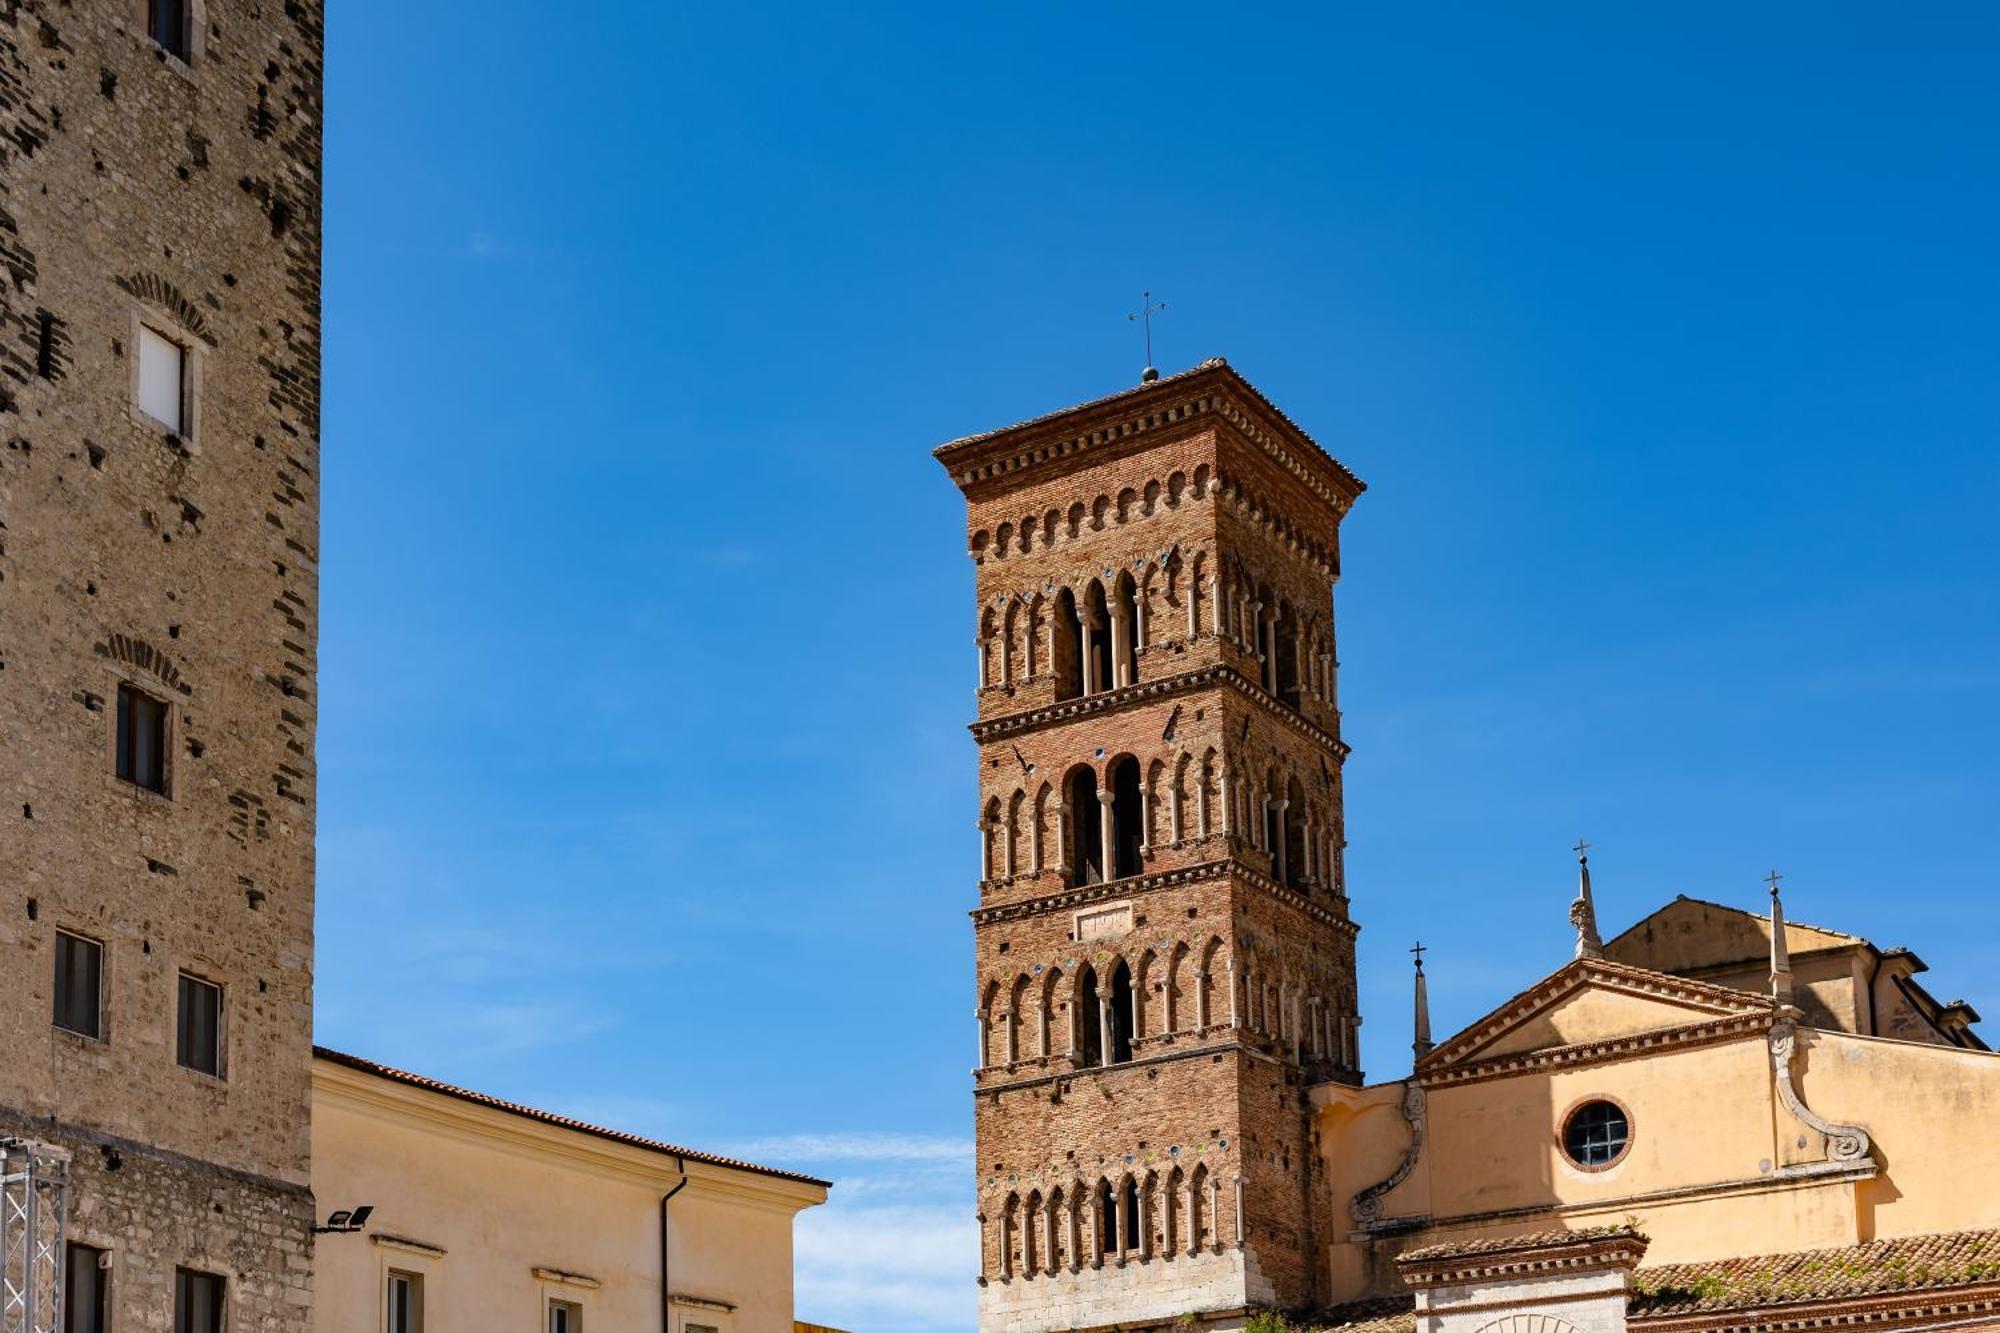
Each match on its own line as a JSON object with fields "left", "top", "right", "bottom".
{"left": 1128, "top": 291, "right": 1167, "bottom": 383}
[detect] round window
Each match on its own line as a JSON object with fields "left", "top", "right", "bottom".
{"left": 1561, "top": 1099, "right": 1630, "bottom": 1169}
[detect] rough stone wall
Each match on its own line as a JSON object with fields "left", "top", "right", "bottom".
{"left": 950, "top": 383, "right": 1360, "bottom": 1327}
{"left": 0, "top": 0, "right": 321, "bottom": 1327}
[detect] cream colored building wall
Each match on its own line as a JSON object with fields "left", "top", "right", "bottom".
{"left": 1320, "top": 1021, "right": 2000, "bottom": 1302}
{"left": 1803, "top": 1033, "right": 2000, "bottom": 1239}
{"left": 310, "top": 1059, "right": 826, "bottom": 1333}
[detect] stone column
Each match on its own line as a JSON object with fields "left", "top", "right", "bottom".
{"left": 1169, "top": 779, "right": 1184, "bottom": 844}
{"left": 1053, "top": 800, "right": 1070, "bottom": 879}
{"left": 1088, "top": 1188, "right": 1105, "bottom": 1269}
{"left": 1109, "top": 596, "right": 1132, "bottom": 688}
{"left": 1187, "top": 575, "right": 1200, "bottom": 639}
{"left": 1234, "top": 1176, "right": 1246, "bottom": 1250}
{"left": 1208, "top": 1177, "right": 1223, "bottom": 1254}
{"left": 1195, "top": 969, "right": 1211, "bottom": 1029}
{"left": 1029, "top": 801, "right": 1043, "bottom": 874}
{"left": 1217, "top": 763, "right": 1232, "bottom": 837}
{"left": 976, "top": 1010, "right": 987, "bottom": 1068}
{"left": 1001, "top": 1008, "right": 1016, "bottom": 1065}
{"left": 1002, "top": 813, "right": 1016, "bottom": 879}
{"left": 1272, "top": 798, "right": 1290, "bottom": 882}
{"left": 1097, "top": 988, "right": 1113, "bottom": 1067}
{"left": 1226, "top": 959, "right": 1241, "bottom": 1028}
{"left": 1046, "top": 1201, "right": 1060, "bottom": 1276}
{"left": 978, "top": 814, "right": 993, "bottom": 881}
{"left": 1184, "top": 1177, "right": 1199, "bottom": 1257}
{"left": 977, "top": 634, "right": 990, "bottom": 689}
{"left": 1097, "top": 787, "right": 1116, "bottom": 879}
{"left": 1138, "top": 776, "right": 1154, "bottom": 857}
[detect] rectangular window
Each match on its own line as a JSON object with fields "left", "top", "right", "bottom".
{"left": 137, "top": 324, "right": 187, "bottom": 433}
{"left": 147, "top": 0, "right": 190, "bottom": 61}
{"left": 53, "top": 932, "right": 104, "bottom": 1040}
{"left": 548, "top": 1301, "right": 581, "bottom": 1333}
{"left": 387, "top": 1271, "right": 423, "bottom": 1333}
{"left": 64, "top": 1244, "right": 107, "bottom": 1333}
{"left": 174, "top": 1269, "right": 223, "bottom": 1333}
{"left": 176, "top": 974, "right": 222, "bottom": 1076}
{"left": 115, "top": 684, "right": 168, "bottom": 794}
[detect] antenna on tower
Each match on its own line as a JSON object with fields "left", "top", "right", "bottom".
{"left": 1128, "top": 292, "right": 1167, "bottom": 383}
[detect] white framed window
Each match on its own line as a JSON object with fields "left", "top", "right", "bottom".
{"left": 548, "top": 1300, "right": 581, "bottom": 1333}
{"left": 387, "top": 1270, "right": 423, "bottom": 1333}
{"left": 176, "top": 973, "right": 223, "bottom": 1077}
{"left": 137, "top": 324, "right": 188, "bottom": 434}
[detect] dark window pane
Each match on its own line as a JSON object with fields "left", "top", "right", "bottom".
{"left": 175, "top": 1269, "right": 223, "bottom": 1333}
{"left": 149, "top": 0, "right": 189, "bottom": 58}
{"left": 1562, "top": 1100, "right": 1629, "bottom": 1167}
{"left": 177, "top": 975, "right": 221, "bottom": 1075}
{"left": 65, "top": 1244, "right": 106, "bottom": 1333}
{"left": 54, "top": 933, "right": 102, "bottom": 1039}
{"left": 116, "top": 685, "right": 167, "bottom": 794}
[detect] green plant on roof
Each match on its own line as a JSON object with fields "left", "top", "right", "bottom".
{"left": 1246, "top": 1311, "right": 1293, "bottom": 1333}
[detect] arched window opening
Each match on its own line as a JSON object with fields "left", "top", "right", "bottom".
{"left": 1284, "top": 778, "right": 1309, "bottom": 890}
{"left": 1109, "top": 756, "right": 1144, "bottom": 879}
{"left": 1084, "top": 581, "right": 1114, "bottom": 694}
{"left": 1109, "top": 960, "right": 1135, "bottom": 1064}
{"left": 1052, "top": 587, "right": 1083, "bottom": 701}
{"left": 1121, "top": 1177, "right": 1141, "bottom": 1251}
{"left": 1077, "top": 964, "right": 1102, "bottom": 1067}
{"left": 1275, "top": 601, "right": 1300, "bottom": 702}
{"left": 1067, "top": 766, "right": 1103, "bottom": 887}
{"left": 1096, "top": 1180, "right": 1117, "bottom": 1256}
{"left": 979, "top": 607, "right": 998, "bottom": 688}
{"left": 1113, "top": 571, "right": 1140, "bottom": 686}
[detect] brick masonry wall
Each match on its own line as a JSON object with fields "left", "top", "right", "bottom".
{"left": 0, "top": 1, "right": 321, "bottom": 1328}
{"left": 945, "top": 375, "right": 1363, "bottom": 1327}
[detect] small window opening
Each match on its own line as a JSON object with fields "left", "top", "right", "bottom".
{"left": 115, "top": 683, "right": 169, "bottom": 794}
{"left": 1084, "top": 582, "right": 1114, "bottom": 695}
{"left": 176, "top": 973, "right": 222, "bottom": 1076}
{"left": 136, "top": 324, "right": 187, "bottom": 434}
{"left": 54, "top": 931, "right": 103, "bottom": 1039}
{"left": 1109, "top": 757, "right": 1143, "bottom": 879}
{"left": 387, "top": 1271, "right": 423, "bottom": 1333}
{"left": 1077, "top": 964, "right": 1102, "bottom": 1068}
{"left": 1052, "top": 588, "right": 1083, "bottom": 701}
{"left": 1562, "top": 1099, "right": 1630, "bottom": 1168}
{"left": 65, "top": 1243, "right": 107, "bottom": 1333}
{"left": 1066, "top": 767, "right": 1103, "bottom": 887}
{"left": 174, "top": 1269, "right": 224, "bottom": 1333}
{"left": 148, "top": 0, "right": 191, "bottom": 61}
{"left": 1108, "top": 960, "right": 1134, "bottom": 1064}
{"left": 36, "top": 311, "right": 56, "bottom": 379}
{"left": 548, "top": 1300, "right": 581, "bottom": 1333}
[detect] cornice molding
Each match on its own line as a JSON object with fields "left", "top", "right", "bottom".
{"left": 971, "top": 856, "right": 1358, "bottom": 936}
{"left": 934, "top": 363, "right": 1364, "bottom": 519}
{"left": 1399, "top": 1230, "right": 1651, "bottom": 1287}
{"left": 970, "top": 662, "right": 1347, "bottom": 759}
{"left": 1418, "top": 958, "right": 1774, "bottom": 1074}
{"left": 1418, "top": 1013, "right": 1771, "bottom": 1089}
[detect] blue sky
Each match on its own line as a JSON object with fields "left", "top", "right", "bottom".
{"left": 318, "top": 6, "right": 2000, "bottom": 1328}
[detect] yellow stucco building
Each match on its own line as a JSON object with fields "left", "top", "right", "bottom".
{"left": 1312, "top": 861, "right": 1998, "bottom": 1333}
{"left": 309, "top": 1049, "right": 831, "bottom": 1333}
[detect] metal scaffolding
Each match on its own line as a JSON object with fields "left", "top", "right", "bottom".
{"left": 0, "top": 1138, "right": 70, "bottom": 1333}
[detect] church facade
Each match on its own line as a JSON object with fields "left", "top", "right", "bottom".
{"left": 937, "top": 364, "right": 2000, "bottom": 1333}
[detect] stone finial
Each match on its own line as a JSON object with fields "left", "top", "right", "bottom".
{"left": 1768, "top": 870, "right": 1794, "bottom": 1005}
{"left": 1570, "top": 839, "right": 1604, "bottom": 960}
{"left": 1412, "top": 942, "right": 1434, "bottom": 1063}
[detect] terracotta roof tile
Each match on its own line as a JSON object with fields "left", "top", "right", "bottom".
{"left": 1400, "top": 1225, "right": 1644, "bottom": 1263}
{"left": 1304, "top": 1296, "right": 1417, "bottom": 1333}
{"left": 314, "top": 1046, "right": 832, "bottom": 1189}
{"left": 1631, "top": 1229, "right": 2000, "bottom": 1317}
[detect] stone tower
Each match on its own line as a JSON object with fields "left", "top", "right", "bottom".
{"left": 0, "top": 1, "right": 322, "bottom": 1329}
{"left": 936, "top": 360, "right": 1366, "bottom": 1331}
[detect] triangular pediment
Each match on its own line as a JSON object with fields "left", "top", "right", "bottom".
{"left": 1420, "top": 959, "right": 1774, "bottom": 1075}
{"left": 1604, "top": 895, "right": 1862, "bottom": 975}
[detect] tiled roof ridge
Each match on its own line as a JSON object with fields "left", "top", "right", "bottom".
{"left": 1401, "top": 1224, "right": 1648, "bottom": 1262}
{"left": 1630, "top": 1227, "right": 2000, "bottom": 1318}
{"left": 313, "top": 1046, "right": 832, "bottom": 1189}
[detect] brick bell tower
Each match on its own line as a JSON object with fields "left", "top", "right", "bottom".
{"left": 936, "top": 358, "right": 1367, "bottom": 1331}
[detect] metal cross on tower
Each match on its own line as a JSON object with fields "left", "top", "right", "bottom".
{"left": 1128, "top": 291, "right": 1167, "bottom": 382}
{"left": 1410, "top": 940, "right": 1427, "bottom": 971}
{"left": 1766, "top": 869, "right": 1785, "bottom": 894}
{"left": 1573, "top": 838, "right": 1590, "bottom": 859}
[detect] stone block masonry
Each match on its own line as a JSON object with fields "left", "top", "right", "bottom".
{"left": 0, "top": 0, "right": 321, "bottom": 1328}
